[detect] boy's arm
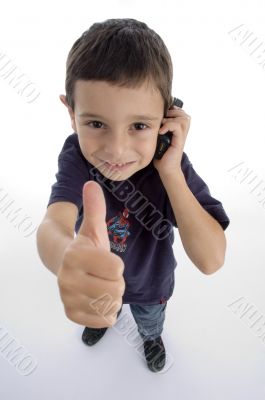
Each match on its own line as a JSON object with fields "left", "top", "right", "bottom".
{"left": 36, "top": 202, "right": 77, "bottom": 276}
{"left": 36, "top": 221, "right": 74, "bottom": 276}
{"left": 159, "top": 170, "right": 227, "bottom": 275}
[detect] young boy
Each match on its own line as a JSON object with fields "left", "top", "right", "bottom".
{"left": 36, "top": 18, "right": 230, "bottom": 373}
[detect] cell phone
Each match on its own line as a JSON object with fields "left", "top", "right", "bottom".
{"left": 154, "top": 97, "right": 184, "bottom": 160}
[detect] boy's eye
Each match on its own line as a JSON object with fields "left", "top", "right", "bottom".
{"left": 86, "top": 121, "right": 103, "bottom": 129}
{"left": 85, "top": 121, "right": 149, "bottom": 130}
{"left": 134, "top": 123, "right": 148, "bottom": 130}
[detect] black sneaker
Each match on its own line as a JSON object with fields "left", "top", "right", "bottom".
{"left": 143, "top": 335, "right": 166, "bottom": 372}
{"left": 82, "top": 307, "right": 122, "bottom": 346}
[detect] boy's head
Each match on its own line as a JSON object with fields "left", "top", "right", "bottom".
{"left": 60, "top": 18, "right": 173, "bottom": 181}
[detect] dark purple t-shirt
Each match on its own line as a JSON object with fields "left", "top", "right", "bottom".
{"left": 47, "top": 133, "right": 230, "bottom": 305}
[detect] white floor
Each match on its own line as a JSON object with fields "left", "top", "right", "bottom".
{"left": 1, "top": 197, "right": 265, "bottom": 400}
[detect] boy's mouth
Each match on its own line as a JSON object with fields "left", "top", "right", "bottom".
{"left": 99, "top": 159, "right": 136, "bottom": 171}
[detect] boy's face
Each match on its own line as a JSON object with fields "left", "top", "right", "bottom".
{"left": 60, "top": 79, "right": 164, "bottom": 181}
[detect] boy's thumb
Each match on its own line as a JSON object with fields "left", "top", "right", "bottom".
{"left": 78, "top": 181, "right": 110, "bottom": 250}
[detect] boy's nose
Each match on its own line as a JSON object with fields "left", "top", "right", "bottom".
{"left": 103, "top": 133, "right": 129, "bottom": 158}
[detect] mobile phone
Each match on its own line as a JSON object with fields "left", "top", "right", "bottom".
{"left": 154, "top": 97, "right": 184, "bottom": 160}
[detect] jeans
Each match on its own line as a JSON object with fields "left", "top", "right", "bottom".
{"left": 118, "top": 302, "right": 167, "bottom": 341}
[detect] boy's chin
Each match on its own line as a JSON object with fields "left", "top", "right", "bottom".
{"left": 91, "top": 158, "right": 152, "bottom": 181}
{"left": 99, "top": 163, "right": 147, "bottom": 181}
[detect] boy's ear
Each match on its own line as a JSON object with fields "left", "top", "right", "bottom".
{"left": 59, "top": 94, "right": 77, "bottom": 132}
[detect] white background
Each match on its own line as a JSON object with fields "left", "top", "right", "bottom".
{"left": 0, "top": 0, "right": 265, "bottom": 399}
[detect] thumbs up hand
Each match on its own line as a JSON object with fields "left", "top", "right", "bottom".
{"left": 57, "top": 181, "right": 125, "bottom": 328}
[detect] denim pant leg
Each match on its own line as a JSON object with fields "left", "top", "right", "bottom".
{"left": 129, "top": 302, "right": 167, "bottom": 341}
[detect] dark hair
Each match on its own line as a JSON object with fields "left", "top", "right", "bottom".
{"left": 64, "top": 18, "right": 173, "bottom": 116}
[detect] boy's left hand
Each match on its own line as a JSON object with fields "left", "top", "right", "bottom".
{"left": 153, "top": 105, "right": 191, "bottom": 176}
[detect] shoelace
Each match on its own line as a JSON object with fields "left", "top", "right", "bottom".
{"left": 144, "top": 337, "right": 164, "bottom": 361}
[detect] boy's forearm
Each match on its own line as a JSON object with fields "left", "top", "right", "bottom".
{"left": 36, "top": 220, "right": 74, "bottom": 276}
{"left": 159, "top": 170, "right": 226, "bottom": 274}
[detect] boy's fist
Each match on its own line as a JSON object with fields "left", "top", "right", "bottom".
{"left": 57, "top": 181, "right": 125, "bottom": 328}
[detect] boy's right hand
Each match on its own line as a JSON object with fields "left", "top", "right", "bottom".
{"left": 57, "top": 181, "right": 125, "bottom": 329}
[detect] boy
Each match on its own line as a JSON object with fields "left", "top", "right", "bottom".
{"left": 36, "top": 18, "right": 230, "bottom": 373}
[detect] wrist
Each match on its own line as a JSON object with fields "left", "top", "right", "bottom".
{"left": 159, "top": 168, "right": 185, "bottom": 182}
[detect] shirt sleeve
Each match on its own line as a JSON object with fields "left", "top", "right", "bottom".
{"left": 165, "top": 152, "right": 230, "bottom": 231}
{"left": 47, "top": 133, "right": 90, "bottom": 212}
